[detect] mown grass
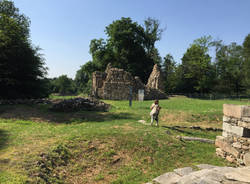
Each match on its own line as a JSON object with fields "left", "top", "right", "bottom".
{"left": 0, "top": 96, "right": 249, "bottom": 184}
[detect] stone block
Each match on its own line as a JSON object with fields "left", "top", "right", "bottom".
{"left": 223, "top": 122, "right": 247, "bottom": 137}
{"left": 216, "top": 148, "right": 226, "bottom": 157}
{"left": 215, "top": 137, "right": 239, "bottom": 158}
{"left": 232, "top": 142, "right": 242, "bottom": 149}
{"left": 196, "top": 164, "right": 219, "bottom": 170}
{"left": 225, "top": 167, "right": 250, "bottom": 183}
{"left": 243, "top": 152, "right": 250, "bottom": 166}
{"left": 223, "top": 104, "right": 250, "bottom": 118}
{"left": 238, "top": 121, "right": 250, "bottom": 129}
{"left": 226, "top": 155, "right": 235, "bottom": 163}
{"left": 153, "top": 172, "right": 181, "bottom": 184}
{"left": 173, "top": 167, "right": 193, "bottom": 176}
{"left": 223, "top": 115, "right": 230, "bottom": 122}
{"left": 242, "top": 117, "right": 250, "bottom": 122}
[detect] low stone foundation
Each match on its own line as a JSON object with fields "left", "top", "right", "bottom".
{"left": 215, "top": 104, "right": 250, "bottom": 166}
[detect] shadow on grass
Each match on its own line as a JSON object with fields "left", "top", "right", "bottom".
{"left": 162, "top": 125, "right": 195, "bottom": 136}
{"left": 0, "top": 105, "right": 134, "bottom": 124}
{"left": 0, "top": 129, "right": 8, "bottom": 151}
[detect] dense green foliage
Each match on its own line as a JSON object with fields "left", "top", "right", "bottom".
{"left": 50, "top": 75, "right": 76, "bottom": 95}
{"left": 77, "top": 17, "right": 163, "bottom": 85}
{"left": 162, "top": 35, "right": 250, "bottom": 96}
{"left": 0, "top": 0, "right": 49, "bottom": 99}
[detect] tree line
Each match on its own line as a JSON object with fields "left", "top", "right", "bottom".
{"left": 1, "top": 0, "right": 250, "bottom": 99}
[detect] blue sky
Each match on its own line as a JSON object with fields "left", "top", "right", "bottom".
{"left": 13, "top": 0, "right": 250, "bottom": 79}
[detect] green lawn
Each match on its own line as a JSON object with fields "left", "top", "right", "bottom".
{"left": 0, "top": 96, "right": 249, "bottom": 184}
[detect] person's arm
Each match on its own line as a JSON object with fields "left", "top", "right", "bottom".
{"left": 150, "top": 104, "right": 154, "bottom": 110}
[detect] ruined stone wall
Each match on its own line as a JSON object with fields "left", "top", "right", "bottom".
{"left": 146, "top": 64, "right": 165, "bottom": 92}
{"left": 92, "top": 71, "right": 107, "bottom": 97}
{"left": 215, "top": 104, "right": 250, "bottom": 166}
{"left": 92, "top": 64, "right": 167, "bottom": 100}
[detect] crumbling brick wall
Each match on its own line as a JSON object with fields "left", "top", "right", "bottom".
{"left": 215, "top": 104, "right": 250, "bottom": 166}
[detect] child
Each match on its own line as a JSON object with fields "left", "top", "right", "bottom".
{"left": 150, "top": 99, "right": 161, "bottom": 126}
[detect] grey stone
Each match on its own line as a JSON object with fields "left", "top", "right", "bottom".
{"left": 177, "top": 168, "right": 226, "bottom": 184}
{"left": 196, "top": 164, "right": 219, "bottom": 170}
{"left": 173, "top": 167, "right": 193, "bottom": 176}
{"left": 232, "top": 142, "right": 242, "bottom": 149}
{"left": 225, "top": 167, "right": 250, "bottom": 183}
{"left": 223, "top": 115, "right": 231, "bottom": 122}
{"left": 223, "top": 122, "right": 246, "bottom": 137}
{"left": 147, "top": 166, "right": 250, "bottom": 184}
{"left": 153, "top": 172, "right": 181, "bottom": 184}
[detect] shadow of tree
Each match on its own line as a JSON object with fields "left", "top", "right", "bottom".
{"left": 162, "top": 125, "right": 195, "bottom": 136}
{"left": 0, "top": 105, "right": 134, "bottom": 124}
{"left": 0, "top": 129, "right": 8, "bottom": 151}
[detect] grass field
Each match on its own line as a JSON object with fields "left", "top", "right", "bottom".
{"left": 0, "top": 96, "right": 249, "bottom": 184}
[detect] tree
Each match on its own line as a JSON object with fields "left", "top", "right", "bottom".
{"left": 180, "top": 44, "right": 214, "bottom": 94}
{"left": 215, "top": 42, "right": 246, "bottom": 96}
{"left": 162, "top": 54, "right": 177, "bottom": 93}
{"left": 51, "top": 75, "right": 76, "bottom": 95}
{"left": 193, "top": 35, "right": 213, "bottom": 52}
{"left": 87, "top": 17, "right": 163, "bottom": 83}
{"left": 143, "top": 17, "right": 164, "bottom": 65}
{"left": 0, "top": 0, "right": 48, "bottom": 99}
{"left": 74, "top": 61, "right": 97, "bottom": 94}
{"left": 243, "top": 34, "right": 250, "bottom": 57}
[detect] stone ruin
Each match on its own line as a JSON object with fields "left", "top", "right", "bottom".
{"left": 215, "top": 104, "right": 250, "bottom": 166}
{"left": 92, "top": 63, "right": 167, "bottom": 100}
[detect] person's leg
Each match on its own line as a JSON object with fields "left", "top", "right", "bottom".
{"left": 155, "top": 114, "right": 159, "bottom": 126}
{"left": 150, "top": 115, "right": 154, "bottom": 125}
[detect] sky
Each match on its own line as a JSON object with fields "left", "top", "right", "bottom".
{"left": 13, "top": 0, "right": 250, "bottom": 79}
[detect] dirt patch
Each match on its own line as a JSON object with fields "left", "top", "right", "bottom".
{"left": 160, "top": 110, "right": 222, "bottom": 129}
{"left": 112, "top": 123, "right": 134, "bottom": 131}
{"left": 63, "top": 139, "right": 132, "bottom": 184}
{"left": 160, "top": 110, "right": 189, "bottom": 123}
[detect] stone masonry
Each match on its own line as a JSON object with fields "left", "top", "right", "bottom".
{"left": 92, "top": 64, "right": 167, "bottom": 100}
{"left": 215, "top": 104, "right": 250, "bottom": 166}
{"left": 146, "top": 165, "right": 250, "bottom": 184}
